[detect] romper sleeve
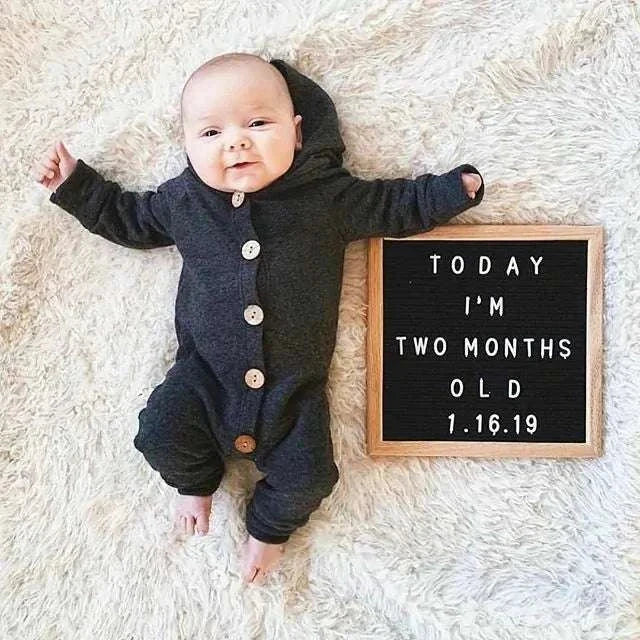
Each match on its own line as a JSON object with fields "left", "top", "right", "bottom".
{"left": 324, "top": 163, "right": 484, "bottom": 244}
{"left": 49, "top": 158, "right": 175, "bottom": 249}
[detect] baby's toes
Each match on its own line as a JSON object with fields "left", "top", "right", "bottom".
{"left": 184, "top": 515, "right": 197, "bottom": 536}
{"left": 195, "top": 512, "right": 210, "bottom": 536}
{"left": 171, "top": 514, "right": 195, "bottom": 537}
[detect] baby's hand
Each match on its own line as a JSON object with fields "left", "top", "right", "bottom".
{"left": 32, "top": 141, "right": 77, "bottom": 193}
{"left": 461, "top": 172, "right": 482, "bottom": 199}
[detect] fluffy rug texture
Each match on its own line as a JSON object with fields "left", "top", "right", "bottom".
{"left": 2, "top": 1, "right": 639, "bottom": 638}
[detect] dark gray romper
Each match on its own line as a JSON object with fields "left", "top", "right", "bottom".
{"left": 48, "top": 59, "right": 485, "bottom": 544}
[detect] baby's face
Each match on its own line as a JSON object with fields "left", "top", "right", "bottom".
{"left": 182, "top": 65, "right": 303, "bottom": 193}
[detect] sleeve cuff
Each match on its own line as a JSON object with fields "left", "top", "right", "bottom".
{"left": 49, "top": 158, "right": 98, "bottom": 210}
{"left": 422, "top": 163, "right": 485, "bottom": 228}
{"left": 177, "top": 485, "right": 218, "bottom": 496}
{"left": 454, "top": 163, "right": 485, "bottom": 206}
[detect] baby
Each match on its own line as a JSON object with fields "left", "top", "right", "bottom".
{"left": 33, "top": 53, "right": 484, "bottom": 585}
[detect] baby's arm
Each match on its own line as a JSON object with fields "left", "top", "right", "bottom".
{"left": 34, "top": 141, "right": 175, "bottom": 250}
{"left": 323, "top": 163, "right": 484, "bottom": 243}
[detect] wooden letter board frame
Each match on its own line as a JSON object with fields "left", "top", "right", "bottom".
{"left": 366, "top": 225, "right": 604, "bottom": 458}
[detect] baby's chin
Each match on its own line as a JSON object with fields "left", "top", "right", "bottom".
{"left": 200, "top": 175, "right": 277, "bottom": 194}
{"left": 199, "top": 167, "right": 293, "bottom": 193}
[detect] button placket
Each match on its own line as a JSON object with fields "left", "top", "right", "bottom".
{"left": 233, "top": 191, "right": 266, "bottom": 455}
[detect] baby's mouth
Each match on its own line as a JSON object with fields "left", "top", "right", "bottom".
{"left": 230, "top": 161, "right": 256, "bottom": 169}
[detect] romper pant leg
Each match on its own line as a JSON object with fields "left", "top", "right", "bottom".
{"left": 245, "top": 388, "right": 340, "bottom": 544}
{"left": 133, "top": 355, "right": 226, "bottom": 496}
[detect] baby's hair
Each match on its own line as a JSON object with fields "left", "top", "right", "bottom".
{"left": 180, "top": 52, "right": 294, "bottom": 130}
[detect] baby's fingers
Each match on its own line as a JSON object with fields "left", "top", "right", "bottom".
{"left": 41, "top": 166, "right": 57, "bottom": 180}
{"left": 33, "top": 165, "right": 55, "bottom": 181}
{"left": 42, "top": 157, "right": 59, "bottom": 172}
{"left": 47, "top": 145, "right": 61, "bottom": 160}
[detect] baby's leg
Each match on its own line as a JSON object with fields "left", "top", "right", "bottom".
{"left": 133, "top": 357, "right": 226, "bottom": 537}
{"left": 242, "top": 391, "right": 340, "bottom": 583}
{"left": 240, "top": 477, "right": 337, "bottom": 584}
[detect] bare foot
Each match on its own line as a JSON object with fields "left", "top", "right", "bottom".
{"left": 241, "top": 534, "right": 286, "bottom": 585}
{"left": 170, "top": 494, "right": 213, "bottom": 538}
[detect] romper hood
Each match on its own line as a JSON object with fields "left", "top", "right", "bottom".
{"left": 185, "top": 59, "right": 346, "bottom": 198}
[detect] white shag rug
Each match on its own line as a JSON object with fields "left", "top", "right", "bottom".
{"left": 2, "top": 1, "right": 639, "bottom": 638}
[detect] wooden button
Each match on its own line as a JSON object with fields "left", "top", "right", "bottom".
{"left": 244, "top": 368, "right": 265, "bottom": 389}
{"left": 243, "top": 304, "right": 264, "bottom": 325}
{"left": 241, "top": 240, "right": 260, "bottom": 260}
{"left": 234, "top": 435, "right": 256, "bottom": 453}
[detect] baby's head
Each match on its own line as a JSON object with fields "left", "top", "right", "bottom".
{"left": 181, "top": 53, "right": 303, "bottom": 193}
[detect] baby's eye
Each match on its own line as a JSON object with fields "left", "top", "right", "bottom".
{"left": 202, "top": 121, "right": 266, "bottom": 137}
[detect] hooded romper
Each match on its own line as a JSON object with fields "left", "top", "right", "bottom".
{"left": 48, "top": 59, "right": 485, "bottom": 544}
